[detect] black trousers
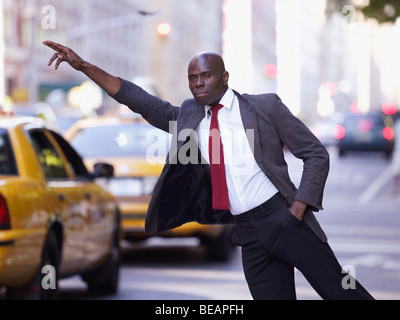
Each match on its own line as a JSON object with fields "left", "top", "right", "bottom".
{"left": 231, "top": 193, "right": 374, "bottom": 300}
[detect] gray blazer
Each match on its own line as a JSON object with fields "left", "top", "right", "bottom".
{"left": 112, "top": 78, "right": 330, "bottom": 242}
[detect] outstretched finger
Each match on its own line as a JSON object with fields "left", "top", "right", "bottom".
{"left": 47, "top": 53, "right": 58, "bottom": 66}
{"left": 43, "top": 40, "right": 67, "bottom": 53}
{"left": 54, "top": 56, "right": 64, "bottom": 70}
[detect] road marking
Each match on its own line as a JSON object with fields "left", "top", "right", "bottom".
{"left": 358, "top": 165, "right": 393, "bottom": 204}
{"left": 125, "top": 267, "right": 246, "bottom": 281}
{"left": 120, "top": 281, "right": 252, "bottom": 300}
{"left": 340, "top": 253, "right": 400, "bottom": 270}
{"left": 323, "top": 225, "right": 400, "bottom": 237}
{"left": 328, "top": 237, "right": 400, "bottom": 254}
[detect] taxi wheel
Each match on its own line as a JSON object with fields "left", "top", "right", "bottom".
{"left": 83, "top": 214, "right": 121, "bottom": 295}
{"left": 38, "top": 230, "right": 60, "bottom": 300}
{"left": 7, "top": 229, "right": 60, "bottom": 300}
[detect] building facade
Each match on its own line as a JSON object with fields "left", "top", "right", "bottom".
{"left": 2, "top": 0, "right": 399, "bottom": 119}
{"left": 2, "top": 0, "right": 223, "bottom": 108}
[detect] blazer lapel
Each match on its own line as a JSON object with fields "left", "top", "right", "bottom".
{"left": 235, "top": 92, "right": 264, "bottom": 168}
{"left": 178, "top": 101, "right": 204, "bottom": 129}
{"left": 177, "top": 102, "right": 204, "bottom": 148}
{"left": 168, "top": 101, "right": 205, "bottom": 164}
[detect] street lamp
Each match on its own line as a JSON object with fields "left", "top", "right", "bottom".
{"left": 156, "top": 22, "right": 172, "bottom": 37}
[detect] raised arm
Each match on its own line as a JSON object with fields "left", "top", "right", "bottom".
{"left": 43, "top": 40, "right": 121, "bottom": 96}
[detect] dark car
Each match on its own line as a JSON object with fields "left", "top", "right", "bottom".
{"left": 336, "top": 113, "right": 394, "bottom": 158}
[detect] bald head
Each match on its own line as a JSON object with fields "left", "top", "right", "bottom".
{"left": 188, "top": 52, "right": 226, "bottom": 74}
{"left": 187, "top": 52, "right": 229, "bottom": 107}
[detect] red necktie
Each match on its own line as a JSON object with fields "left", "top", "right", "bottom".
{"left": 209, "top": 104, "right": 229, "bottom": 210}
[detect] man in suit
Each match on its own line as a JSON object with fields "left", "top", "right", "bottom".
{"left": 43, "top": 40, "right": 374, "bottom": 300}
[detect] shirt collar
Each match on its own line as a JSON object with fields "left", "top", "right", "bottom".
{"left": 204, "top": 87, "right": 234, "bottom": 117}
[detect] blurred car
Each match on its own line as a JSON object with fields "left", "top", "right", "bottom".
{"left": 310, "top": 114, "right": 344, "bottom": 147}
{"left": 335, "top": 113, "right": 395, "bottom": 158}
{"left": 65, "top": 115, "right": 235, "bottom": 261}
{"left": 0, "top": 114, "right": 121, "bottom": 300}
{"left": 11, "top": 103, "right": 61, "bottom": 129}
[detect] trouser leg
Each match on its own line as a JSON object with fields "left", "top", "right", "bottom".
{"left": 232, "top": 198, "right": 375, "bottom": 300}
{"left": 232, "top": 219, "right": 296, "bottom": 300}
{"left": 276, "top": 214, "right": 375, "bottom": 300}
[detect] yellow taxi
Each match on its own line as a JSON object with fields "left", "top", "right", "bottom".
{"left": 65, "top": 115, "right": 235, "bottom": 261}
{"left": 0, "top": 114, "right": 121, "bottom": 300}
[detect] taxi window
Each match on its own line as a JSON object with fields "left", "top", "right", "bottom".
{"left": 28, "top": 129, "right": 68, "bottom": 179}
{"left": 0, "top": 130, "right": 18, "bottom": 175}
{"left": 48, "top": 130, "right": 90, "bottom": 179}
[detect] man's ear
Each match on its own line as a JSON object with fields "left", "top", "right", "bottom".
{"left": 223, "top": 71, "right": 229, "bottom": 86}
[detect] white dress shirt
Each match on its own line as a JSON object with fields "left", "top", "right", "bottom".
{"left": 195, "top": 88, "right": 278, "bottom": 215}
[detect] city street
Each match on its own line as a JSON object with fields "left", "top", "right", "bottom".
{"left": 58, "top": 146, "right": 400, "bottom": 300}
{"left": 2, "top": 0, "right": 400, "bottom": 308}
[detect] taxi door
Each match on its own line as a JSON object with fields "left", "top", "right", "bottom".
{"left": 46, "top": 130, "right": 115, "bottom": 271}
{"left": 26, "top": 127, "right": 88, "bottom": 275}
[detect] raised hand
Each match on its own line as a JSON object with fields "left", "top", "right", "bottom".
{"left": 43, "top": 40, "right": 121, "bottom": 95}
{"left": 43, "top": 40, "right": 85, "bottom": 71}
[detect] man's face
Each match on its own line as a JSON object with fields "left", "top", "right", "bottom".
{"left": 188, "top": 54, "right": 229, "bottom": 107}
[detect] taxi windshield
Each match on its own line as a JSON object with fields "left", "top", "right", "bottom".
{"left": 69, "top": 123, "right": 171, "bottom": 158}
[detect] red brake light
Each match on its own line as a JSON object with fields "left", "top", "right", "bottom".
{"left": 334, "top": 125, "right": 346, "bottom": 140}
{"left": 0, "top": 194, "right": 11, "bottom": 230}
{"left": 383, "top": 127, "right": 394, "bottom": 140}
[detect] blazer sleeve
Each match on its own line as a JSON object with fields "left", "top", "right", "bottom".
{"left": 269, "top": 94, "right": 330, "bottom": 211}
{"left": 111, "top": 78, "right": 180, "bottom": 133}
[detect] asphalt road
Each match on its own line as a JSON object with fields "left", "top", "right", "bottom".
{"left": 58, "top": 147, "right": 400, "bottom": 300}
